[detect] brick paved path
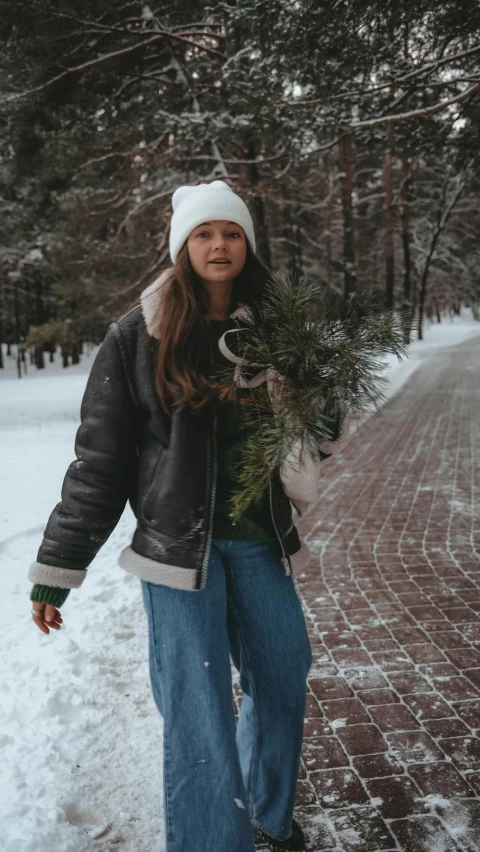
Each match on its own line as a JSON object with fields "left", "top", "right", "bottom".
{"left": 236, "top": 334, "right": 480, "bottom": 851}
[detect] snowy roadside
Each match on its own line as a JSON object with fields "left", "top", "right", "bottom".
{"left": 1, "top": 308, "right": 479, "bottom": 852}
{"left": 348, "top": 307, "right": 480, "bottom": 438}
{"left": 1, "top": 349, "right": 165, "bottom": 850}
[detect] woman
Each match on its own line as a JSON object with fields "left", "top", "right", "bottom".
{"left": 28, "top": 181, "right": 337, "bottom": 852}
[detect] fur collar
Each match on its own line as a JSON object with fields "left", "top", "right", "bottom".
{"left": 139, "top": 268, "right": 253, "bottom": 340}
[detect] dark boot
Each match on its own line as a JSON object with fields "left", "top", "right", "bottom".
{"left": 253, "top": 818, "right": 306, "bottom": 851}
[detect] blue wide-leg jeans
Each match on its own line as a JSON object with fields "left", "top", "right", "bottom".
{"left": 141, "top": 538, "right": 313, "bottom": 852}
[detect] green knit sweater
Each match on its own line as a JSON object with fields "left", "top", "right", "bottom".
{"left": 30, "top": 318, "right": 277, "bottom": 608}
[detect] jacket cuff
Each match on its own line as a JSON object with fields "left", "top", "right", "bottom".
{"left": 30, "top": 585, "right": 71, "bottom": 607}
{"left": 28, "top": 562, "right": 87, "bottom": 588}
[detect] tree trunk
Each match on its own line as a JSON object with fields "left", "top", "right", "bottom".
{"left": 243, "top": 133, "right": 272, "bottom": 268}
{"left": 384, "top": 121, "right": 395, "bottom": 310}
{"left": 71, "top": 342, "right": 81, "bottom": 365}
{"left": 433, "top": 296, "right": 441, "bottom": 323}
{"left": 34, "top": 345, "right": 45, "bottom": 368}
{"left": 417, "top": 273, "right": 427, "bottom": 340}
{"left": 400, "top": 150, "right": 413, "bottom": 342}
{"left": 338, "top": 136, "right": 356, "bottom": 299}
{"left": 417, "top": 163, "right": 473, "bottom": 340}
{"left": 222, "top": 5, "right": 271, "bottom": 268}
{"left": 326, "top": 178, "right": 332, "bottom": 286}
{"left": 14, "top": 279, "right": 22, "bottom": 378}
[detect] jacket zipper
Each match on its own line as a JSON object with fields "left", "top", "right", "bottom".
{"left": 199, "top": 341, "right": 219, "bottom": 590}
{"left": 199, "top": 409, "right": 217, "bottom": 590}
{"left": 269, "top": 476, "right": 292, "bottom": 575}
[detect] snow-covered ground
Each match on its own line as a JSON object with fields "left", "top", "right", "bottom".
{"left": 1, "top": 308, "right": 479, "bottom": 851}
{"left": 375, "top": 308, "right": 480, "bottom": 402}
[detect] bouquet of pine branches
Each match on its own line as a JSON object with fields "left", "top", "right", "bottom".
{"left": 214, "top": 270, "right": 408, "bottom": 521}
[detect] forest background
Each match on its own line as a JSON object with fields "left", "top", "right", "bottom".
{"left": 1, "top": 0, "right": 479, "bottom": 375}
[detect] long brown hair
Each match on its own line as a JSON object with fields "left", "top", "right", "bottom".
{"left": 153, "top": 240, "right": 272, "bottom": 415}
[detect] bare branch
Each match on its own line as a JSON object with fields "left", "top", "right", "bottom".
{"left": 3, "top": 28, "right": 225, "bottom": 103}
{"left": 115, "top": 188, "right": 174, "bottom": 237}
{"left": 289, "top": 44, "right": 480, "bottom": 105}
{"left": 171, "top": 151, "right": 285, "bottom": 165}
{"left": 302, "top": 136, "right": 344, "bottom": 158}
{"left": 3, "top": 34, "right": 166, "bottom": 102}
{"left": 339, "top": 82, "right": 480, "bottom": 130}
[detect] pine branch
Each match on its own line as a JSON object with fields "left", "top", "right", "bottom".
{"left": 213, "top": 271, "right": 407, "bottom": 521}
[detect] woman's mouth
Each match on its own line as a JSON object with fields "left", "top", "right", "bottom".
{"left": 209, "top": 260, "right": 231, "bottom": 264}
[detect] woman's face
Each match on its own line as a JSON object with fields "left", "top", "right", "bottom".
{"left": 186, "top": 219, "right": 247, "bottom": 284}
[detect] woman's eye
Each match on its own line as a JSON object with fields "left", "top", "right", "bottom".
{"left": 196, "top": 231, "right": 240, "bottom": 238}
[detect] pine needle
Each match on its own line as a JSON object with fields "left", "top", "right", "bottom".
{"left": 213, "top": 271, "right": 408, "bottom": 520}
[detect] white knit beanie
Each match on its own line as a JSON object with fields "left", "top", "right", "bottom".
{"left": 169, "top": 180, "right": 256, "bottom": 264}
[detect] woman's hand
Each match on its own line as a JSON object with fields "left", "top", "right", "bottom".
{"left": 31, "top": 603, "right": 63, "bottom": 634}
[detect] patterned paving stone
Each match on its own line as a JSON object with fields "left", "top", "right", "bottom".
{"left": 365, "top": 776, "right": 421, "bottom": 819}
{"left": 386, "top": 731, "right": 444, "bottom": 764}
{"left": 352, "top": 753, "right": 404, "bottom": 778}
{"left": 391, "top": 816, "right": 461, "bottom": 851}
{"left": 305, "top": 693, "right": 323, "bottom": 718}
{"left": 429, "top": 800, "right": 480, "bottom": 852}
{"left": 337, "top": 723, "right": 388, "bottom": 756}
{"left": 464, "top": 771, "right": 480, "bottom": 794}
{"left": 438, "top": 736, "right": 480, "bottom": 769}
{"left": 309, "top": 676, "right": 353, "bottom": 702}
{"left": 302, "top": 736, "right": 349, "bottom": 770}
{"left": 432, "top": 631, "right": 472, "bottom": 649}
{"left": 444, "top": 647, "right": 480, "bottom": 668}
{"left": 370, "top": 650, "right": 416, "bottom": 672}
{"left": 387, "top": 672, "right": 432, "bottom": 694}
{"left": 464, "top": 667, "right": 480, "bottom": 689}
{"left": 310, "top": 767, "right": 369, "bottom": 808}
{"left": 422, "top": 717, "right": 470, "bottom": 739}
{"left": 403, "top": 643, "right": 446, "bottom": 664}
{"left": 294, "top": 779, "right": 317, "bottom": 806}
{"left": 343, "top": 667, "right": 390, "bottom": 691}
{"left": 329, "top": 807, "right": 396, "bottom": 850}
{"left": 369, "top": 703, "right": 421, "bottom": 732}
{"left": 322, "top": 697, "right": 370, "bottom": 725}
{"left": 357, "top": 688, "right": 400, "bottom": 705}
{"left": 302, "top": 718, "right": 331, "bottom": 738}
{"left": 402, "top": 691, "right": 452, "bottom": 720}
{"left": 407, "top": 761, "right": 475, "bottom": 797}
{"left": 430, "top": 675, "right": 480, "bottom": 702}
{"left": 278, "top": 336, "right": 480, "bottom": 852}
{"left": 451, "top": 699, "right": 480, "bottom": 729}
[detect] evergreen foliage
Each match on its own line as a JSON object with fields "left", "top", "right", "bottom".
{"left": 214, "top": 270, "right": 407, "bottom": 518}
{"left": 0, "top": 2, "right": 479, "bottom": 367}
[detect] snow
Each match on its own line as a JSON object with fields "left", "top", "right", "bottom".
{"left": 418, "top": 795, "right": 475, "bottom": 846}
{"left": 1, "top": 346, "right": 163, "bottom": 851}
{"left": 351, "top": 307, "right": 480, "bottom": 433}
{"left": 1, "top": 308, "right": 479, "bottom": 851}
{"left": 329, "top": 717, "right": 347, "bottom": 730}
